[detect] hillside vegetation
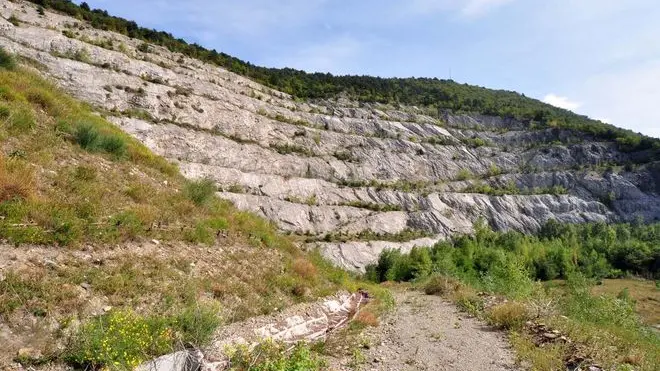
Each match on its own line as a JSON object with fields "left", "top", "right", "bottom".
{"left": 27, "top": 0, "right": 660, "bottom": 155}
{"left": 367, "top": 221, "right": 660, "bottom": 370}
{"left": 0, "top": 49, "right": 381, "bottom": 369}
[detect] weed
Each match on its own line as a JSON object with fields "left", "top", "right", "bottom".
{"left": 488, "top": 302, "right": 529, "bottom": 329}
{"left": 8, "top": 15, "right": 20, "bottom": 26}
{"left": 0, "top": 47, "right": 16, "bottom": 70}
{"left": 65, "top": 310, "right": 174, "bottom": 369}
{"left": 184, "top": 178, "right": 217, "bottom": 206}
{"left": 423, "top": 275, "right": 460, "bottom": 296}
{"left": 292, "top": 258, "right": 318, "bottom": 280}
{"left": 227, "top": 340, "right": 326, "bottom": 371}
{"left": 74, "top": 123, "right": 99, "bottom": 149}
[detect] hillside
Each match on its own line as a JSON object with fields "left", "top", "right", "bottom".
{"left": 0, "top": 43, "right": 377, "bottom": 368}
{"left": 1, "top": 2, "right": 659, "bottom": 370}
{"left": 1, "top": 0, "right": 657, "bottom": 273}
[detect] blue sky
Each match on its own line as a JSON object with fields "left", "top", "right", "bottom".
{"left": 80, "top": 0, "right": 660, "bottom": 137}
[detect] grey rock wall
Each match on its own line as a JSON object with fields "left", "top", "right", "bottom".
{"left": 1, "top": 1, "right": 658, "bottom": 271}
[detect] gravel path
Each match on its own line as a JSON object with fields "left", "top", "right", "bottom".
{"left": 346, "top": 289, "right": 519, "bottom": 371}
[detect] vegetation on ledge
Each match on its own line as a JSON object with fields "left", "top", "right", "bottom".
{"left": 366, "top": 220, "right": 660, "bottom": 370}
{"left": 0, "top": 49, "right": 384, "bottom": 369}
{"left": 26, "top": 0, "right": 660, "bottom": 156}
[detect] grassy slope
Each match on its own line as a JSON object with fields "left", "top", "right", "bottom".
{"left": 371, "top": 224, "right": 660, "bottom": 370}
{"left": 0, "top": 52, "right": 387, "bottom": 369}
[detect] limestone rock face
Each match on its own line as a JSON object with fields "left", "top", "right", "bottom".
{"left": 2, "top": 1, "right": 658, "bottom": 271}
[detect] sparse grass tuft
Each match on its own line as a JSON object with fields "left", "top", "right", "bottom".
{"left": 227, "top": 340, "right": 326, "bottom": 371}
{"left": 0, "top": 156, "right": 35, "bottom": 202}
{"left": 423, "top": 275, "right": 460, "bottom": 296}
{"left": 487, "top": 302, "right": 529, "bottom": 329}
{"left": 293, "top": 257, "right": 318, "bottom": 280}
{"left": 184, "top": 178, "right": 217, "bottom": 206}
{"left": 0, "top": 47, "right": 16, "bottom": 70}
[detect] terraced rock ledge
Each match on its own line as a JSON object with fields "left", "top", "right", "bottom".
{"left": 1, "top": 0, "right": 658, "bottom": 271}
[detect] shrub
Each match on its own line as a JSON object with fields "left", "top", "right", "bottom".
{"left": 7, "top": 107, "right": 36, "bottom": 133}
{"left": 108, "top": 210, "right": 145, "bottom": 241}
{"left": 7, "top": 15, "right": 20, "bottom": 26}
{"left": 487, "top": 163, "right": 501, "bottom": 177}
{"left": 0, "top": 47, "right": 16, "bottom": 70}
{"left": 354, "top": 309, "right": 379, "bottom": 327}
{"left": 453, "top": 289, "right": 484, "bottom": 316}
{"left": 184, "top": 178, "right": 217, "bottom": 206}
{"left": 292, "top": 257, "right": 317, "bottom": 280}
{"left": 456, "top": 168, "right": 472, "bottom": 181}
{"left": 66, "top": 310, "right": 173, "bottom": 369}
{"left": 488, "top": 302, "right": 529, "bottom": 329}
{"left": 174, "top": 304, "right": 221, "bottom": 345}
{"left": 227, "top": 340, "right": 326, "bottom": 371}
{"left": 0, "top": 157, "right": 34, "bottom": 202}
{"left": 423, "top": 275, "right": 460, "bottom": 296}
{"left": 74, "top": 123, "right": 99, "bottom": 150}
{"left": 98, "top": 134, "right": 127, "bottom": 158}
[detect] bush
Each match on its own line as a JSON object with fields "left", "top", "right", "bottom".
{"left": 423, "top": 275, "right": 460, "bottom": 296}
{"left": 184, "top": 178, "right": 217, "bottom": 206}
{"left": 456, "top": 168, "right": 473, "bottom": 181}
{"left": 7, "top": 107, "right": 36, "bottom": 133}
{"left": 175, "top": 304, "right": 221, "bottom": 345}
{"left": 488, "top": 302, "right": 529, "bottom": 329}
{"left": 0, "top": 157, "right": 34, "bottom": 202}
{"left": 292, "top": 258, "right": 318, "bottom": 280}
{"left": 74, "top": 123, "right": 99, "bottom": 150}
{"left": 98, "top": 134, "right": 127, "bottom": 158}
{"left": 0, "top": 47, "right": 16, "bottom": 70}
{"left": 66, "top": 310, "right": 173, "bottom": 369}
{"left": 227, "top": 340, "right": 326, "bottom": 371}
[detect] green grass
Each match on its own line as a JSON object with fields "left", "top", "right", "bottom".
{"left": 184, "top": 178, "right": 217, "bottom": 206}
{"left": 0, "top": 50, "right": 376, "bottom": 369}
{"left": 227, "top": 340, "right": 327, "bottom": 371}
{"left": 372, "top": 225, "right": 660, "bottom": 371}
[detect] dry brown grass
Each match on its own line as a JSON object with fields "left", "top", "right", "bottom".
{"left": 591, "top": 279, "right": 659, "bottom": 326}
{"left": 422, "top": 275, "right": 461, "bottom": 296}
{"left": 487, "top": 302, "right": 529, "bottom": 330}
{"left": 0, "top": 156, "right": 35, "bottom": 202}
{"left": 354, "top": 309, "right": 379, "bottom": 327}
{"left": 292, "top": 257, "right": 318, "bottom": 280}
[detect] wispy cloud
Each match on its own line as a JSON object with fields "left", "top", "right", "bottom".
{"left": 460, "top": 0, "right": 516, "bottom": 17}
{"left": 543, "top": 94, "right": 582, "bottom": 111}
{"left": 405, "top": 0, "right": 515, "bottom": 18}
{"left": 268, "top": 35, "right": 364, "bottom": 74}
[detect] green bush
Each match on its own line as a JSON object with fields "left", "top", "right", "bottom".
{"left": 228, "top": 340, "right": 326, "bottom": 371}
{"left": 0, "top": 47, "right": 16, "bottom": 70}
{"left": 98, "top": 134, "right": 127, "bottom": 158}
{"left": 368, "top": 221, "right": 660, "bottom": 287}
{"left": 175, "top": 304, "right": 222, "bottom": 345}
{"left": 66, "top": 310, "right": 173, "bottom": 369}
{"left": 6, "top": 107, "right": 36, "bottom": 134}
{"left": 74, "top": 123, "right": 99, "bottom": 150}
{"left": 184, "top": 178, "right": 217, "bottom": 206}
{"left": 66, "top": 305, "right": 222, "bottom": 369}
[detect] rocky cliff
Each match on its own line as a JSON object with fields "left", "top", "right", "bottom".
{"left": 1, "top": 0, "right": 658, "bottom": 271}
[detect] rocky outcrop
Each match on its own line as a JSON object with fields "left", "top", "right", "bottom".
{"left": 136, "top": 292, "right": 366, "bottom": 371}
{"left": 1, "top": 1, "right": 658, "bottom": 271}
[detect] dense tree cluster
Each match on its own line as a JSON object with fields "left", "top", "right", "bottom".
{"left": 366, "top": 220, "right": 660, "bottom": 283}
{"left": 28, "top": 0, "right": 660, "bottom": 154}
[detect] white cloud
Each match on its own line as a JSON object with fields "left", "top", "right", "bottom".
{"left": 542, "top": 94, "right": 582, "bottom": 111}
{"left": 460, "top": 0, "right": 515, "bottom": 17}
{"left": 404, "top": 0, "right": 515, "bottom": 18}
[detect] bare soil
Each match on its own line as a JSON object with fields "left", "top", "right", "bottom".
{"left": 332, "top": 289, "right": 519, "bottom": 371}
